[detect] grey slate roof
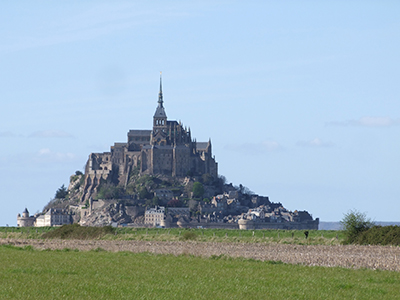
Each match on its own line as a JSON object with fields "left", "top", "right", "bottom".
{"left": 113, "top": 143, "right": 127, "bottom": 148}
{"left": 154, "top": 105, "right": 167, "bottom": 118}
{"left": 128, "top": 130, "right": 152, "bottom": 136}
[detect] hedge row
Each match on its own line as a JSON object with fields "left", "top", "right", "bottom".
{"left": 42, "top": 224, "right": 115, "bottom": 240}
{"left": 353, "top": 225, "right": 400, "bottom": 246}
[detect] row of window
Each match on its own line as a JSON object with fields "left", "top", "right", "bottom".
{"left": 155, "top": 119, "right": 166, "bottom": 126}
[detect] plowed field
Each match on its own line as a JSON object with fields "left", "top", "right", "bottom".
{"left": 2, "top": 238, "right": 399, "bottom": 271}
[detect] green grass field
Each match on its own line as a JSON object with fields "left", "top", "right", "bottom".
{"left": 1, "top": 244, "right": 399, "bottom": 300}
{"left": 0, "top": 227, "right": 345, "bottom": 245}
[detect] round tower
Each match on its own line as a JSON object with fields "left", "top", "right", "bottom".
{"left": 22, "top": 208, "right": 29, "bottom": 218}
{"left": 17, "top": 208, "right": 35, "bottom": 227}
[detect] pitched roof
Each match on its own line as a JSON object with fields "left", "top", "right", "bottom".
{"left": 154, "top": 105, "right": 167, "bottom": 118}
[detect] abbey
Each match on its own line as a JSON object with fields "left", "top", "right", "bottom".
{"left": 82, "top": 76, "right": 218, "bottom": 201}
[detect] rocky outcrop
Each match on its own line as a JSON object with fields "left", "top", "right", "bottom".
{"left": 79, "top": 201, "right": 145, "bottom": 227}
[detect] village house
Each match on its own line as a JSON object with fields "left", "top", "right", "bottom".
{"left": 34, "top": 208, "right": 72, "bottom": 227}
{"left": 144, "top": 206, "right": 190, "bottom": 227}
{"left": 144, "top": 206, "right": 165, "bottom": 226}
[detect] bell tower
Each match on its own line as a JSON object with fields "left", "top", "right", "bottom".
{"left": 152, "top": 72, "right": 168, "bottom": 145}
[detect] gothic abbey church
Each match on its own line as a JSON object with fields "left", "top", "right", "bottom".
{"left": 82, "top": 76, "right": 218, "bottom": 201}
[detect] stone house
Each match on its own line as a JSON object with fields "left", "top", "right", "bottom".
{"left": 35, "top": 208, "right": 71, "bottom": 227}
{"left": 144, "top": 206, "right": 166, "bottom": 226}
{"left": 211, "top": 195, "right": 227, "bottom": 211}
{"left": 249, "top": 207, "right": 265, "bottom": 219}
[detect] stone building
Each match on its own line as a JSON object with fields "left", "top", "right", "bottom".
{"left": 144, "top": 206, "right": 166, "bottom": 226}
{"left": 17, "top": 208, "right": 71, "bottom": 227}
{"left": 17, "top": 208, "right": 35, "bottom": 227}
{"left": 82, "top": 75, "right": 218, "bottom": 202}
{"left": 34, "top": 208, "right": 71, "bottom": 227}
{"left": 154, "top": 189, "right": 174, "bottom": 201}
{"left": 144, "top": 206, "right": 191, "bottom": 227}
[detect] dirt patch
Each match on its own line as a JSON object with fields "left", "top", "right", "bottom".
{"left": 2, "top": 238, "right": 399, "bottom": 271}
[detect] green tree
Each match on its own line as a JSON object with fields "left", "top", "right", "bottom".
{"left": 138, "top": 186, "right": 151, "bottom": 199}
{"left": 55, "top": 184, "right": 68, "bottom": 199}
{"left": 95, "top": 184, "right": 123, "bottom": 199}
{"left": 340, "top": 209, "right": 375, "bottom": 244}
{"left": 192, "top": 182, "right": 204, "bottom": 199}
{"left": 152, "top": 196, "right": 160, "bottom": 206}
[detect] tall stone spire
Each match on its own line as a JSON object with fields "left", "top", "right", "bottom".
{"left": 158, "top": 71, "right": 163, "bottom": 108}
{"left": 154, "top": 71, "right": 167, "bottom": 121}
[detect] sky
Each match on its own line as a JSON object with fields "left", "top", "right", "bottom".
{"left": 1, "top": 1, "right": 399, "bottom": 226}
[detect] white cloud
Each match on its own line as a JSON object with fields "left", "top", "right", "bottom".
{"left": 38, "top": 148, "right": 51, "bottom": 155}
{"left": 297, "top": 138, "right": 334, "bottom": 148}
{"left": 358, "top": 116, "right": 399, "bottom": 127}
{"left": 225, "top": 140, "right": 283, "bottom": 155}
{"left": 37, "top": 148, "right": 76, "bottom": 162}
{"left": 326, "top": 116, "right": 400, "bottom": 127}
{"left": 29, "top": 130, "right": 73, "bottom": 138}
{"left": 261, "top": 140, "right": 282, "bottom": 151}
{"left": 0, "top": 148, "right": 78, "bottom": 169}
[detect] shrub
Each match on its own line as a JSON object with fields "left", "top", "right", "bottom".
{"left": 95, "top": 183, "right": 124, "bottom": 200}
{"left": 138, "top": 186, "right": 151, "bottom": 200}
{"left": 42, "top": 224, "right": 115, "bottom": 240}
{"left": 181, "top": 231, "right": 197, "bottom": 241}
{"left": 192, "top": 182, "right": 204, "bottom": 198}
{"left": 340, "top": 209, "right": 374, "bottom": 244}
{"left": 355, "top": 225, "right": 400, "bottom": 246}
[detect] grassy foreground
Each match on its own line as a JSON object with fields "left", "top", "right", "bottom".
{"left": 0, "top": 226, "right": 345, "bottom": 245}
{"left": 1, "top": 244, "right": 399, "bottom": 300}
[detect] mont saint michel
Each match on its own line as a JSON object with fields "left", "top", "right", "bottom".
{"left": 18, "top": 76, "right": 318, "bottom": 230}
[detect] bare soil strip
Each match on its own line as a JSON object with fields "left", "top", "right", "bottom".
{"left": 2, "top": 238, "right": 400, "bottom": 271}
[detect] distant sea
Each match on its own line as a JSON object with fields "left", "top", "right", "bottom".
{"left": 319, "top": 221, "right": 400, "bottom": 231}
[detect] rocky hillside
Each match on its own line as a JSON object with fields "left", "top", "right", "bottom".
{"left": 43, "top": 170, "right": 228, "bottom": 226}
{"left": 42, "top": 169, "right": 315, "bottom": 228}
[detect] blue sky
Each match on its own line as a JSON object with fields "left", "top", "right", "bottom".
{"left": 1, "top": 1, "right": 399, "bottom": 225}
